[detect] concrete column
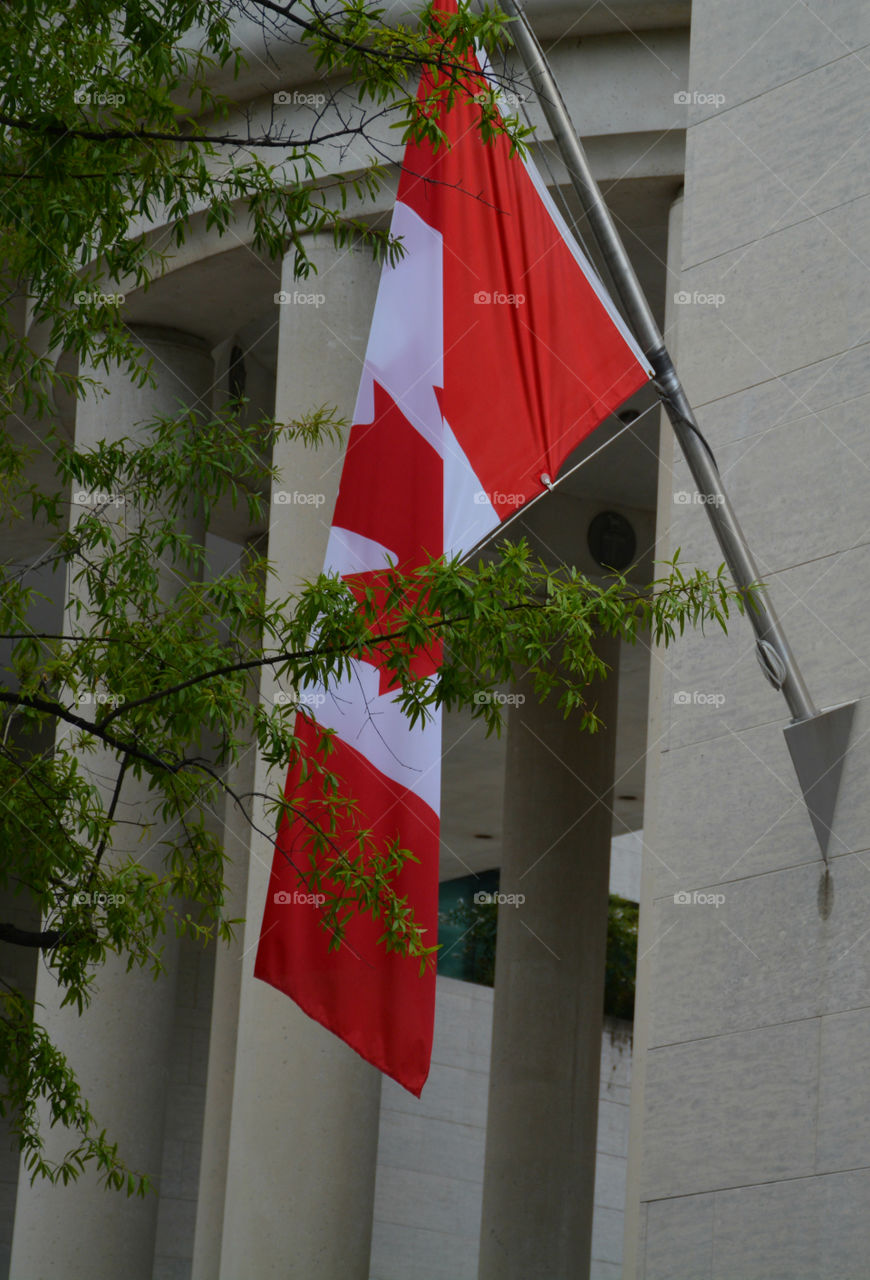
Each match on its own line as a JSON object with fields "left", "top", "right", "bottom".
{"left": 9, "top": 328, "right": 214, "bottom": 1280}
{"left": 629, "top": 0, "right": 870, "bottom": 1269}
{"left": 622, "top": 190, "right": 682, "bottom": 1280}
{"left": 201, "top": 241, "right": 383, "bottom": 1280}
{"left": 479, "top": 636, "right": 620, "bottom": 1280}
{"left": 189, "top": 712, "right": 256, "bottom": 1280}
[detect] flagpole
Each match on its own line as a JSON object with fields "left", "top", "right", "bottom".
{"left": 500, "top": 0, "right": 855, "bottom": 856}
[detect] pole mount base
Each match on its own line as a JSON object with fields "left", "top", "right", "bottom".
{"left": 783, "top": 701, "right": 856, "bottom": 860}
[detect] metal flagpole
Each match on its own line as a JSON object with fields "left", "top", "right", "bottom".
{"left": 501, "top": 0, "right": 855, "bottom": 858}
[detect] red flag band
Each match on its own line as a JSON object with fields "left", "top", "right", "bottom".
{"left": 255, "top": 2, "right": 652, "bottom": 1095}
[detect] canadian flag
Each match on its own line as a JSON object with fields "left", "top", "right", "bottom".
{"left": 255, "top": 6, "right": 652, "bottom": 1096}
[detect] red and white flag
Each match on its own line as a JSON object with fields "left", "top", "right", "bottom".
{"left": 255, "top": 6, "right": 652, "bottom": 1096}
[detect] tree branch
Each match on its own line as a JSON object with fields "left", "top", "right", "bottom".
{"left": 247, "top": 0, "right": 491, "bottom": 76}
{"left": 0, "top": 111, "right": 394, "bottom": 151}
{"left": 0, "top": 690, "right": 180, "bottom": 773}
{"left": 0, "top": 923, "right": 62, "bottom": 949}
{"left": 89, "top": 755, "right": 131, "bottom": 882}
{"left": 95, "top": 599, "right": 544, "bottom": 727}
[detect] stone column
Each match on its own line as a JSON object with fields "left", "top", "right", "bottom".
{"left": 197, "top": 241, "right": 383, "bottom": 1280}
{"left": 622, "top": 190, "right": 682, "bottom": 1280}
{"left": 9, "top": 328, "right": 214, "bottom": 1280}
{"left": 479, "top": 636, "right": 620, "bottom": 1280}
{"left": 628, "top": 1, "right": 870, "bottom": 1268}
